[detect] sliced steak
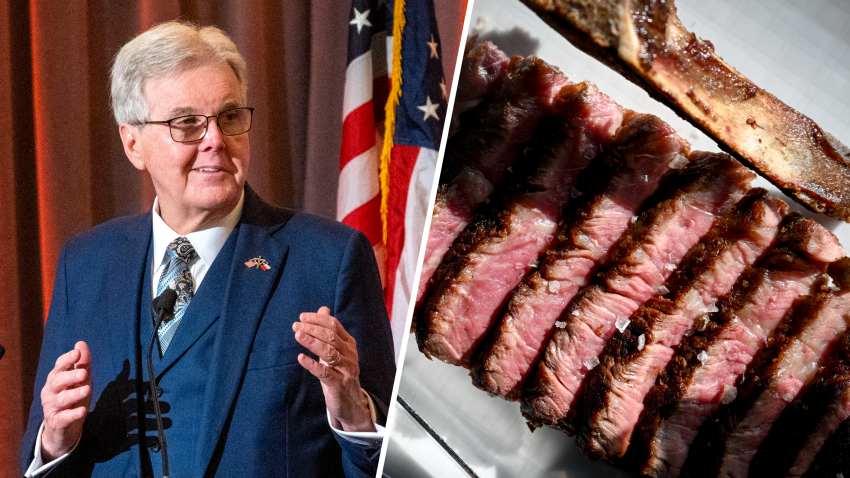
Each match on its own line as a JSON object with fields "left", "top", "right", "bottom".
{"left": 577, "top": 189, "right": 788, "bottom": 461}
{"left": 450, "top": 38, "right": 511, "bottom": 136}
{"left": 631, "top": 215, "right": 837, "bottom": 478}
{"left": 417, "top": 82, "right": 623, "bottom": 366}
{"left": 681, "top": 289, "right": 850, "bottom": 478}
{"left": 471, "top": 111, "right": 690, "bottom": 400}
{"left": 521, "top": 153, "right": 754, "bottom": 430}
{"left": 417, "top": 56, "right": 568, "bottom": 319}
{"left": 752, "top": 327, "right": 850, "bottom": 477}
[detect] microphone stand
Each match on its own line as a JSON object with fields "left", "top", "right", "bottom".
{"left": 149, "top": 289, "right": 177, "bottom": 478}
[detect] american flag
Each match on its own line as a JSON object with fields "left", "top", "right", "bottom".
{"left": 338, "top": 0, "right": 446, "bottom": 360}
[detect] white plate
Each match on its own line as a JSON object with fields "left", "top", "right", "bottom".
{"left": 383, "top": 0, "right": 850, "bottom": 476}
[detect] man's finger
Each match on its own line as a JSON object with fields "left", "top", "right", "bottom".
{"left": 293, "top": 322, "right": 336, "bottom": 346}
{"left": 74, "top": 341, "right": 91, "bottom": 370}
{"left": 53, "top": 348, "right": 82, "bottom": 371}
{"left": 297, "top": 353, "right": 340, "bottom": 382}
{"left": 298, "top": 311, "right": 335, "bottom": 328}
{"left": 294, "top": 329, "right": 339, "bottom": 362}
{"left": 47, "top": 368, "right": 89, "bottom": 394}
{"left": 54, "top": 384, "right": 91, "bottom": 409}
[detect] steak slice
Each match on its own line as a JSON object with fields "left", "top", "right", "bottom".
{"left": 470, "top": 111, "right": 689, "bottom": 400}
{"left": 681, "top": 289, "right": 850, "bottom": 478}
{"left": 577, "top": 189, "right": 788, "bottom": 461}
{"left": 417, "top": 56, "right": 568, "bottom": 320}
{"left": 520, "top": 0, "right": 850, "bottom": 221}
{"left": 631, "top": 215, "right": 838, "bottom": 478}
{"left": 417, "top": 82, "right": 623, "bottom": 366}
{"left": 450, "top": 38, "right": 511, "bottom": 137}
{"left": 752, "top": 324, "right": 850, "bottom": 477}
{"left": 521, "top": 152, "right": 754, "bottom": 430}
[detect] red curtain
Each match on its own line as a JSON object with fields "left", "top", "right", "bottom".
{"left": 0, "top": 0, "right": 465, "bottom": 475}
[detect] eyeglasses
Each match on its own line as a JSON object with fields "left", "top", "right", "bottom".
{"left": 143, "top": 107, "right": 255, "bottom": 143}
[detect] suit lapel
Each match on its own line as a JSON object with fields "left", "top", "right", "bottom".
{"left": 101, "top": 214, "right": 153, "bottom": 375}
{"left": 196, "top": 188, "right": 293, "bottom": 472}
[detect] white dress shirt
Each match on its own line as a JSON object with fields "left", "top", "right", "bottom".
{"left": 26, "top": 192, "right": 382, "bottom": 477}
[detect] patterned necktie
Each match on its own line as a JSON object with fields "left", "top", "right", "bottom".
{"left": 155, "top": 237, "right": 198, "bottom": 354}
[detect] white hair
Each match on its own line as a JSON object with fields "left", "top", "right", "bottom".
{"left": 110, "top": 21, "right": 248, "bottom": 125}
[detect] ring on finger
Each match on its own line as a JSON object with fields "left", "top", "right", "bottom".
{"left": 327, "top": 349, "right": 342, "bottom": 366}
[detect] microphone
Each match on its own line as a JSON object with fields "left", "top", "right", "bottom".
{"left": 149, "top": 289, "right": 177, "bottom": 478}
{"left": 0, "top": 344, "right": 5, "bottom": 361}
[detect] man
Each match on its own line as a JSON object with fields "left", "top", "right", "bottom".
{"left": 20, "top": 21, "right": 395, "bottom": 477}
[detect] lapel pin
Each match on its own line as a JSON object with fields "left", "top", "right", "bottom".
{"left": 245, "top": 256, "right": 271, "bottom": 271}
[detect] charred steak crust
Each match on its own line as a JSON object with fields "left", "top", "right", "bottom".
{"left": 829, "top": 257, "right": 850, "bottom": 290}
{"left": 440, "top": 56, "right": 567, "bottom": 186}
{"left": 451, "top": 38, "right": 511, "bottom": 137}
{"left": 806, "top": 413, "right": 850, "bottom": 477}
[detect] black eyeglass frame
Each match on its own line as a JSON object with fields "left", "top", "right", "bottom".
{"left": 142, "top": 107, "right": 255, "bottom": 143}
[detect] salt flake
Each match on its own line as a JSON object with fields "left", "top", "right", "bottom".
{"left": 583, "top": 355, "right": 600, "bottom": 370}
{"left": 548, "top": 281, "right": 560, "bottom": 294}
{"left": 572, "top": 310, "right": 580, "bottom": 317}
{"left": 616, "top": 316, "right": 630, "bottom": 333}
{"left": 658, "top": 285, "right": 670, "bottom": 295}
{"left": 555, "top": 321, "right": 567, "bottom": 329}
{"left": 632, "top": 247, "right": 648, "bottom": 263}
{"left": 697, "top": 350, "right": 709, "bottom": 365}
{"left": 637, "top": 334, "right": 646, "bottom": 351}
{"left": 665, "top": 263, "right": 676, "bottom": 271}
{"left": 722, "top": 384, "right": 737, "bottom": 404}
{"left": 668, "top": 153, "right": 688, "bottom": 170}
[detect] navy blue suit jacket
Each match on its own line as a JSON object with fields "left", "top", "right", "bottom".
{"left": 20, "top": 187, "right": 396, "bottom": 477}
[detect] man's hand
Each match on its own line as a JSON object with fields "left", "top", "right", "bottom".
{"left": 293, "top": 307, "right": 375, "bottom": 433}
{"left": 40, "top": 341, "right": 92, "bottom": 461}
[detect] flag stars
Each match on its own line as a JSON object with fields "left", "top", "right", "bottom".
{"left": 417, "top": 96, "right": 440, "bottom": 121}
{"left": 350, "top": 8, "right": 372, "bottom": 34}
{"left": 440, "top": 80, "right": 448, "bottom": 100}
{"left": 427, "top": 34, "right": 439, "bottom": 59}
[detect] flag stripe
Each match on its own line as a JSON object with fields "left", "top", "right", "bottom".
{"left": 390, "top": 147, "right": 437, "bottom": 354}
{"left": 337, "top": 142, "right": 380, "bottom": 219}
{"left": 341, "top": 194, "right": 383, "bottom": 247}
{"left": 383, "top": 144, "right": 419, "bottom": 320}
{"left": 339, "top": 102, "right": 377, "bottom": 170}
{"left": 342, "top": 51, "right": 374, "bottom": 119}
